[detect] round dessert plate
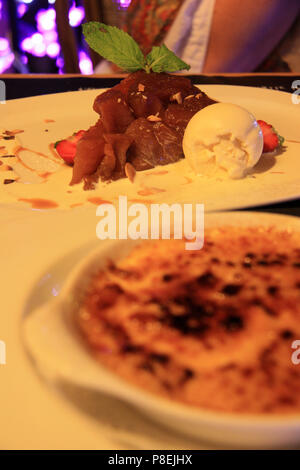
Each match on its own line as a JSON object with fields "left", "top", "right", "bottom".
{"left": 1, "top": 85, "right": 299, "bottom": 211}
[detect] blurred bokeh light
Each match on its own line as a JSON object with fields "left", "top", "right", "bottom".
{"left": 1, "top": 0, "right": 132, "bottom": 73}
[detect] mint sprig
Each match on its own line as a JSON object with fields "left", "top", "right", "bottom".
{"left": 83, "top": 22, "right": 190, "bottom": 73}
{"left": 145, "top": 45, "right": 190, "bottom": 73}
{"left": 83, "top": 22, "right": 145, "bottom": 72}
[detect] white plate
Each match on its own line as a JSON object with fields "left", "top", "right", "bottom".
{"left": 1, "top": 209, "right": 299, "bottom": 449}
{"left": 1, "top": 85, "right": 300, "bottom": 211}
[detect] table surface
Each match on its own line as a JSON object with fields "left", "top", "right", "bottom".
{"left": 1, "top": 72, "right": 300, "bottom": 217}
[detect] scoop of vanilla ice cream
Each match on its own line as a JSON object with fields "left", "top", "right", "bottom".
{"left": 183, "top": 103, "right": 264, "bottom": 179}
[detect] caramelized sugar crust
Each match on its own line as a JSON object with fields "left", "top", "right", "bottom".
{"left": 77, "top": 227, "right": 300, "bottom": 414}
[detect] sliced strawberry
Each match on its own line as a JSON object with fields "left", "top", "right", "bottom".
{"left": 69, "top": 130, "right": 86, "bottom": 144}
{"left": 55, "top": 140, "right": 77, "bottom": 165}
{"left": 55, "top": 130, "right": 86, "bottom": 165}
{"left": 257, "top": 120, "right": 284, "bottom": 153}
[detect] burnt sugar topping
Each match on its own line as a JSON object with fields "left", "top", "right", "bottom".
{"left": 77, "top": 227, "right": 300, "bottom": 414}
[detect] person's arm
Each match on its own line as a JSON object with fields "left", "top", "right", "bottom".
{"left": 203, "top": 0, "right": 300, "bottom": 72}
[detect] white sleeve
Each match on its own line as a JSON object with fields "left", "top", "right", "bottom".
{"left": 164, "top": 0, "right": 216, "bottom": 73}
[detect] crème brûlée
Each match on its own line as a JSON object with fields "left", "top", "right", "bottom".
{"left": 77, "top": 227, "right": 300, "bottom": 415}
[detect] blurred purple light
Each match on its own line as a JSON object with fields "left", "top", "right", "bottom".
{"left": 0, "top": 38, "right": 9, "bottom": 55}
{"left": 43, "top": 30, "right": 58, "bottom": 43}
{"left": 18, "top": 2, "right": 92, "bottom": 71}
{"left": 32, "top": 43, "right": 46, "bottom": 57}
{"left": 17, "top": 4, "right": 28, "bottom": 18}
{"left": 0, "top": 53, "right": 14, "bottom": 73}
{"left": 118, "top": 0, "right": 131, "bottom": 8}
{"left": 0, "top": 11, "right": 14, "bottom": 72}
{"left": 69, "top": 4, "right": 85, "bottom": 27}
{"left": 79, "top": 51, "right": 93, "bottom": 75}
{"left": 32, "top": 33, "right": 44, "bottom": 45}
{"left": 21, "top": 34, "right": 46, "bottom": 57}
{"left": 20, "top": 6, "right": 59, "bottom": 59}
{"left": 56, "top": 57, "right": 64, "bottom": 68}
{"left": 46, "top": 42, "right": 60, "bottom": 58}
{"left": 36, "top": 8, "right": 56, "bottom": 32}
{"left": 56, "top": 56, "right": 65, "bottom": 74}
{"left": 21, "top": 37, "right": 33, "bottom": 52}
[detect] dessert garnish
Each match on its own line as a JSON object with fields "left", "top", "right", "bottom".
{"left": 83, "top": 22, "right": 190, "bottom": 74}
{"left": 257, "top": 120, "right": 285, "bottom": 153}
{"left": 55, "top": 130, "right": 86, "bottom": 165}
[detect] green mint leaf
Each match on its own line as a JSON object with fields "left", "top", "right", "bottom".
{"left": 272, "top": 127, "right": 285, "bottom": 147}
{"left": 82, "top": 22, "right": 145, "bottom": 72}
{"left": 146, "top": 44, "right": 190, "bottom": 73}
{"left": 278, "top": 134, "right": 285, "bottom": 146}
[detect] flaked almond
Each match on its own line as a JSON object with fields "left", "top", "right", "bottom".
{"left": 138, "top": 83, "right": 145, "bottom": 92}
{"left": 125, "top": 162, "right": 136, "bottom": 183}
{"left": 196, "top": 93, "right": 203, "bottom": 99}
{"left": 170, "top": 92, "right": 182, "bottom": 104}
{"left": 0, "top": 164, "right": 13, "bottom": 171}
{"left": 147, "top": 115, "right": 162, "bottom": 122}
{"left": 184, "top": 95, "right": 194, "bottom": 100}
{"left": 4, "top": 129, "right": 24, "bottom": 136}
{"left": 3, "top": 178, "right": 15, "bottom": 184}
